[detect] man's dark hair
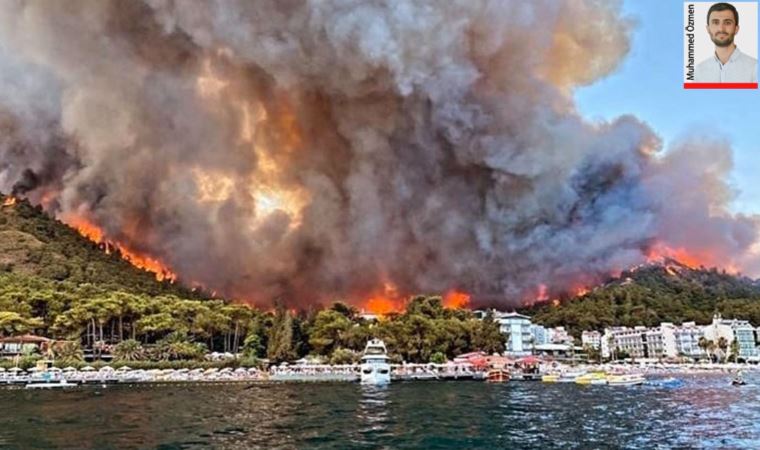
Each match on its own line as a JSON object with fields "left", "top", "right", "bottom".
{"left": 707, "top": 3, "right": 739, "bottom": 26}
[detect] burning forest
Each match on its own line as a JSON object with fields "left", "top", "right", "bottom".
{"left": 0, "top": 0, "right": 759, "bottom": 309}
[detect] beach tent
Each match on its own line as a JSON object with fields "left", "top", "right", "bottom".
{"left": 81, "top": 366, "right": 95, "bottom": 372}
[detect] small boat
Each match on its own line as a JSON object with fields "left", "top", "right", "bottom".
{"left": 25, "top": 379, "right": 77, "bottom": 390}
{"left": 486, "top": 368, "right": 510, "bottom": 383}
{"left": 575, "top": 372, "right": 607, "bottom": 385}
{"left": 646, "top": 377, "right": 684, "bottom": 389}
{"left": 360, "top": 339, "right": 391, "bottom": 385}
{"left": 541, "top": 373, "right": 560, "bottom": 383}
{"left": 606, "top": 373, "right": 645, "bottom": 386}
{"left": 558, "top": 370, "right": 586, "bottom": 383}
{"left": 732, "top": 377, "right": 746, "bottom": 386}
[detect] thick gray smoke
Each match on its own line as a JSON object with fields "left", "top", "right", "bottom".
{"left": 0, "top": 0, "right": 758, "bottom": 306}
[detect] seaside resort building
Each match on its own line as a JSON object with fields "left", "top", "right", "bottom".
{"left": 495, "top": 312, "right": 533, "bottom": 356}
{"left": 581, "top": 331, "right": 602, "bottom": 350}
{"left": 548, "top": 327, "right": 574, "bottom": 345}
{"left": 602, "top": 315, "right": 760, "bottom": 361}
{"left": 660, "top": 322, "right": 705, "bottom": 359}
{"left": 703, "top": 314, "right": 759, "bottom": 361}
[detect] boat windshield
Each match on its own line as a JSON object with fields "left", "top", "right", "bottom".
{"left": 364, "top": 347, "right": 386, "bottom": 355}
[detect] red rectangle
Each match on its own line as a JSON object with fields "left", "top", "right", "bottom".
{"left": 684, "top": 83, "right": 758, "bottom": 89}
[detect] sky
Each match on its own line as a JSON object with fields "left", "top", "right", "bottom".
{"left": 575, "top": 0, "right": 760, "bottom": 214}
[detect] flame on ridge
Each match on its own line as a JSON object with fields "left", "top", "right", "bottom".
{"left": 64, "top": 216, "right": 177, "bottom": 282}
{"left": 2, "top": 196, "right": 17, "bottom": 207}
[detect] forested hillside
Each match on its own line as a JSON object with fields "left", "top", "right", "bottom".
{"left": 524, "top": 259, "right": 760, "bottom": 336}
{"left": 0, "top": 194, "right": 197, "bottom": 297}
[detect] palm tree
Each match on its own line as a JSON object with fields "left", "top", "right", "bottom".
{"left": 113, "top": 339, "right": 145, "bottom": 361}
{"left": 698, "top": 336, "right": 709, "bottom": 360}
{"left": 53, "top": 341, "right": 84, "bottom": 363}
{"left": 717, "top": 336, "right": 729, "bottom": 363}
{"left": 707, "top": 340, "right": 717, "bottom": 363}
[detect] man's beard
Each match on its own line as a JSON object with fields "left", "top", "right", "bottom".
{"left": 711, "top": 32, "right": 735, "bottom": 47}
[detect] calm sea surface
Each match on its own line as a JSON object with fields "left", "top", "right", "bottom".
{"left": 1, "top": 373, "right": 759, "bottom": 449}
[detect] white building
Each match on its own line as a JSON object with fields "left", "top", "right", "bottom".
{"left": 496, "top": 312, "right": 533, "bottom": 356}
{"left": 548, "top": 326, "right": 574, "bottom": 345}
{"left": 602, "top": 326, "right": 651, "bottom": 359}
{"left": 660, "top": 322, "right": 705, "bottom": 359}
{"left": 531, "top": 324, "right": 549, "bottom": 346}
{"left": 703, "top": 314, "right": 759, "bottom": 360}
{"left": 581, "top": 331, "right": 602, "bottom": 350}
{"left": 644, "top": 327, "right": 665, "bottom": 358}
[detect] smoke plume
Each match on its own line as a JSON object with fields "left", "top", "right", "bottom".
{"left": 0, "top": 0, "right": 757, "bottom": 306}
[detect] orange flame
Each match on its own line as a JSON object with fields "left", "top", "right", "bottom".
{"left": 2, "top": 196, "right": 17, "bottom": 207}
{"left": 443, "top": 290, "right": 471, "bottom": 309}
{"left": 537, "top": 284, "right": 549, "bottom": 301}
{"left": 646, "top": 244, "right": 701, "bottom": 269}
{"left": 362, "top": 281, "right": 405, "bottom": 315}
{"left": 573, "top": 286, "right": 589, "bottom": 297}
{"left": 65, "top": 216, "right": 176, "bottom": 282}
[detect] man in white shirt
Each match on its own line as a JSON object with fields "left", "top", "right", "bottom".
{"left": 695, "top": 2, "right": 757, "bottom": 83}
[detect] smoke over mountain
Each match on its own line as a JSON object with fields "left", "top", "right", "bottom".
{"left": 0, "top": 0, "right": 758, "bottom": 306}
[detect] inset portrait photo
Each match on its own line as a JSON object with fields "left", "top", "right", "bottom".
{"left": 684, "top": 2, "right": 758, "bottom": 88}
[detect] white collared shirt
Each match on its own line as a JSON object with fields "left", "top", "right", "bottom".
{"left": 695, "top": 47, "right": 757, "bottom": 82}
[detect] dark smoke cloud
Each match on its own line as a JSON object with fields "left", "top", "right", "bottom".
{"left": 0, "top": 0, "right": 757, "bottom": 306}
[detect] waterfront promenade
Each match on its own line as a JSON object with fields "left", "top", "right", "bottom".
{"left": 1, "top": 360, "right": 755, "bottom": 387}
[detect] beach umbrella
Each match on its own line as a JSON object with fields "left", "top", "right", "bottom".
{"left": 9, "top": 367, "right": 22, "bottom": 372}
{"left": 81, "top": 366, "right": 95, "bottom": 372}
{"left": 204, "top": 368, "right": 219, "bottom": 374}
{"left": 27, "top": 367, "right": 39, "bottom": 372}
{"left": 117, "top": 366, "right": 132, "bottom": 372}
{"left": 219, "top": 367, "right": 232, "bottom": 373}
{"left": 99, "top": 366, "right": 114, "bottom": 372}
{"left": 234, "top": 367, "right": 247, "bottom": 373}
{"left": 247, "top": 367, "right": 259, "bottom": 372}
{"left": 0, "top": 367, "right": 5, "bottom": 372}
{"left": 162, "top": 369, "right": 175, "bottom": 374}
{"left": 175, "top": 368, "right": 189, "bottom": 373}
{"left": 49, "top": 367, "right": 62, "bottom": 372}
{"left": 63, "top": 367, "right": 77, "bottom": 372}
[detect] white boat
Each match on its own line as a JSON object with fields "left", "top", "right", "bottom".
{"left": 558, "top": 370, "right": 586, "bottom": 383}
{"left": 360, "top": 339, "right": 391, "bottom": 385}
{"left": 25, "top": 379, "right": 77, "bottom": 389}
{"left": 606, "top": 373, "right": 645, "bottom": 386}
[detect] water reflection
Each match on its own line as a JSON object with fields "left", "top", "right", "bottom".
{"left": 355, "top": 384, "right": 391, "bottom": 444}
{"left": 0, "top": 375, "right": 759, "bottom": 448}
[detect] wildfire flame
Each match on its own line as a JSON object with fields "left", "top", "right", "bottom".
{"left": 2, "top": 196, "right": 17, "bottom": 207}
{"left": 443, "top": 290, "right": 471, "bottom": 309}
{"left": 65, "top": 216, "right": 177, "bottom": 282}
{"left": 363, "top": 281, "right": 405, "bottom": 315}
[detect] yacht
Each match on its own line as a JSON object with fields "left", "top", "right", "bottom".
{"left": 360, "top": 339, "right": 391, "bottom": 385}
